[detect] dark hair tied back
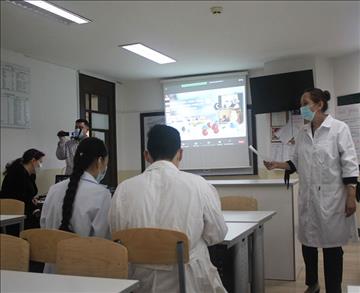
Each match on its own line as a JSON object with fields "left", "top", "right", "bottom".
{"left": 3, "top": 148, "right": 44, "bottom": 176}
{"left": 59, "top": 137, "right": 107, "bottom": 232}
{"left": 303, "top": 88, "right": 331, "bottom": 112}
{"left": 323, "top": 90, "right": 331, "bottom": 101}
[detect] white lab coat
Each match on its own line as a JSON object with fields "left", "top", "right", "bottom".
{"left": 40, "top": 172, "right": 111, "bottom": 272}
{"left": 109, "top": 160, "right": 228, "bottom": 293}
{"left": 291, "top": 115, "right": 359, "bottom": 248}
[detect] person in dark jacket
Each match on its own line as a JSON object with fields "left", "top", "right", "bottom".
{"left": 1, "top": 148, "right": 45, "bottom": 231}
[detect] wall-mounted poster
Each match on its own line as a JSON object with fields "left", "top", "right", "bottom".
{"left": 1, "top": 61, "right": 31, "bottom": 128}
{"left": 336, "top": 93, "right": 360, "bottom": 162}
{"left": 140, "top": 111, "right": 165, "bottom": 171}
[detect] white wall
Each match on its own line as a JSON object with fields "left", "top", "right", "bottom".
{"left": 264, "top": 56, "right": 315, "bottom": 75}
{"left": 314, "top": 57, "right": 335, "bottom": 115}
{"left": 332, "top": 51, "right": 360, "bottom": 97}
{"left": 1, "top": 49, "right": 78, "bottom": 188}
{"left": 116, "top": 80, "right": 164, "bottom": 173}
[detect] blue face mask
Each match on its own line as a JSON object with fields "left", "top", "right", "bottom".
{"left": 96, "top": 167, "right": 107, "bottom": 183}
{"left": 300, "top": 105, "right": 315, "bottom": 121}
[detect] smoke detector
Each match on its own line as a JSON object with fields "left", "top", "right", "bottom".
{"left": 210, "top": 6, "right": 223, "bottom": 15}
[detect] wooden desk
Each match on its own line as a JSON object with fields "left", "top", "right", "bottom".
{"left": 0, "top": 215, "right": 26, "bottom": 232}
{"left": 0, "top": 270, "right": 139, "bottom": 293}
{"left": 223, "top": 210, "right": 276, "bottom": 293}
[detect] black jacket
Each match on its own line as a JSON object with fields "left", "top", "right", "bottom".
{"left": 1, "top": 163, "right": 38, "bottom": 223}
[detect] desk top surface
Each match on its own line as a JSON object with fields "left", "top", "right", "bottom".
{"left": 224, "top": 222, "right": 257, "bottom": 248}
{"left": 0, "top": 270, "right": 139, "bottom": 293}
{"left": 223, "top": 211, "right": 276, "bottom": 224}
{"left": 0, "top": 215, "right": 26, "bottom": 221}
{"left": 347, "top": 286, "right": 360, "bottom": 293}
{"left": 208, "top": 179, "right": 298, "bottom": 186}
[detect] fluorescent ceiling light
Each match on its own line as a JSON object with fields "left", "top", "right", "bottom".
{"left": 121, "top": 44, "right": 176, "bottom": 64}
{"left": 8, "top": 0, "right": 90, "bottom": 24}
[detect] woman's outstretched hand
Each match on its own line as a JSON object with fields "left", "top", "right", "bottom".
{"left": 263, "top": 161, "right": 277, "bottom": 170}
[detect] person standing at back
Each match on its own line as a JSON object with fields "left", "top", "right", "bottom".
{"left": 109, "top": 124, "right": 228, "bottom": 293}
{"left": 56, "top": 118, "right": 90, "bottom": 175}
{"left": 264, "top": 88, "right": 359, "bottom": 293}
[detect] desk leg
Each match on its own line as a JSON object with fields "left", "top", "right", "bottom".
{"left": 19, "top": 220, "right": 24, "bottom": 232}
{"left": 251, "top": 224, "right": 265, "bottom": 293}
{"left": 234, "top": 237, "right": 249, "bottom": 293}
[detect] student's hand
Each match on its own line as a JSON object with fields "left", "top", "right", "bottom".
{"left": 32, "top": 195, "right": 39, "bottom": 206}
{"left": 345, "top": 187, "right": 356, "bottom": 217}
{"left": 263, "top": 161, "right": 277, "bottom": 170}
{"left": 57, "top": 130, "right": 67, "bottom": 138}
{"left": 32, "top": 209, "right": 41, "bottom": 218}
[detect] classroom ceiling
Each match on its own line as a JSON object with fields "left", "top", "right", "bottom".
{"left": 1, "top": 1, "right": 359, "bottom": 81}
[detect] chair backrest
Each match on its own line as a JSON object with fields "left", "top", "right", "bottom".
{"left": 0, "top": 199, "right": 25, "bottom": 215}
{"left": 112, "top": 228, "right": 189, "bottom": 265}
{"left": 0, "top": 234, "right": 29, "bottom": 271}
{"left": 56, "top": 237, "right": 128, "bottom": 279}
{"left": 20, "top": 229, "right": 79, "bottom": 263}
{"left": 113, "top": 228, "right": 189, "bottom": 293}
{"left": 220, "top": 196, "right": 258, "bottom": 211}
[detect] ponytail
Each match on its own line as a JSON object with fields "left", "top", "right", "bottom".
{"left": 58, "top": 166, "right": 84, "bottom": 232}
{"left": 59, "top": 137, "right": 107, "bottom": 232}
{"left": 3, "top": 158, "right": 22, "bottom": 176}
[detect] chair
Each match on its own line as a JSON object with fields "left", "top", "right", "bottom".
{"left": 0, "top": 234, "right": 30, "bottom": 271}
{"left": 20, "top": 229, "right": 78, "bottom": 263}
{"left": 112, "top": 228, "right": 189, "bottom": 293}
{"left": 56, "top": 237, "right": 128, "bottom": 279}
{"left": 220, "top": 196, "right": 258, "bottom": 211}
{"left": 0, "top": 199, "right": 25, "bottom": 215}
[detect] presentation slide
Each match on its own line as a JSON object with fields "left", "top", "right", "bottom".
{"left": 163, "top": 74, "right": 250, "bottom": 171}
{"left": 165, "top": 87, "right": 246, "bottom": 144}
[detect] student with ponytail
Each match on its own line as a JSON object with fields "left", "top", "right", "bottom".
{"left": 40, "top": 137, "right": 111, "bottom": 272}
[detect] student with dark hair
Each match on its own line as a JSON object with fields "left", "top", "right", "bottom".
{"left": 264, "top": 88, "right": 358, "bottom": 293}
{"left": 56, "top": 118, "right": 90, "bottom": 175}
{"left": 1, "top": 149, "right": 45, "bottom": 231}
{"left": 41, "top": 137, "right": 110, "bottom": 272}
{"left": 110, "top": 124, "right": 228, "bottom": 293}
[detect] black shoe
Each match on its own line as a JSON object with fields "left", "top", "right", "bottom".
{"left": 304, "top": 283, "right": 320, "bottom": 293}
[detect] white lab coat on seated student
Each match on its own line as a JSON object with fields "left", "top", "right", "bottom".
{"left": 109, "top": 160, "right": 228, "bottom": 293}
{"left": 291, "top": 115, "right": 359, "bottom": 248}
{"left": 40, "top": 171, "right": 111, "bottom": 273}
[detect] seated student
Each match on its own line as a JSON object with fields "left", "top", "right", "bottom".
{"left": 41, "top": 137, "right": 110, "bottom": 236}
{"left": 40, "top": 137, "right": 111, "bottom": 272}
{"left": 1, "top": 149, "right": 45, "bottom": 232}
{"left": 109, "top": 125, "right": 228, "bottom": 293}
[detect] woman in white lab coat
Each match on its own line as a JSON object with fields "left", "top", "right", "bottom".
{"left": 40, "top": 137, "right": 111, "bottom": 272}
{"left": 264, "top": 88, "right": 359, "bottom": 293}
